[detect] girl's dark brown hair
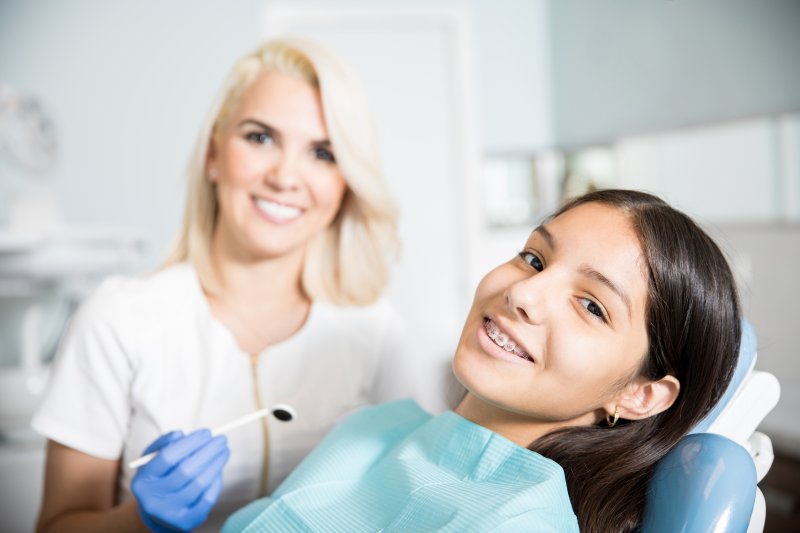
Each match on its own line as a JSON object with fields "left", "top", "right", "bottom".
{"left": 529, "top": 189, "right": 741, "bottom": 532}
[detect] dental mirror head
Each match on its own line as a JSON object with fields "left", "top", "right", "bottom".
{"left": 272, "top": 403, "right": 296, "bottom": 422}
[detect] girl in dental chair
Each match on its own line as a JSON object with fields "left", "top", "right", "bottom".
{"left": 223, "top": 189, "right": 742, "bottom": 533}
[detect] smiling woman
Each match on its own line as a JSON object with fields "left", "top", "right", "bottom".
{"left": 222, "top": 189, "right": 742, "bottom": 533}
{"left": 31, "top": 39, "right": 419, "bottom": 533}
{"left": 208, "top": 71, "right": 347, "bottom": 268}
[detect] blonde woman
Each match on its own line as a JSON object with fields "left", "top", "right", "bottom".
{"left": 33, "top": 39, "right": 414, "bottom": 532}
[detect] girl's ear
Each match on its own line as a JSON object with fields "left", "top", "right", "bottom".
{"left": 607, "top": 375, "right": 680, "bottom": 421}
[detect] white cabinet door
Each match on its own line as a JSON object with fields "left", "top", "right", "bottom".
{"left": 262, "top": 6, "right": 482, "bottom": 412}
{"left": 0, "top": 438, "right": 46, "bottom": 532}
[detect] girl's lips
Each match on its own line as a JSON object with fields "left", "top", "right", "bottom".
{"left": 478, "top": 318, "right": 535, "bottom": 365}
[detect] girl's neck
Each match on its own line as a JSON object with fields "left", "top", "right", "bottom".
{"left": 455, "top": 393, "right": 595, "bottom": 448}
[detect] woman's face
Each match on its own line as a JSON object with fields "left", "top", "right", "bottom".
{"left": 453, "top": 202, "right": 651, "bottom": 427}
{"left": 208, "top": 71, "right": 347, "bottom": 261}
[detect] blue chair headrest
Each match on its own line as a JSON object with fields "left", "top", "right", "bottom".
{"left": 641, "top": 433, "right": 757, "bottom": 532}
{"left": 689, "top": 318, "right": 757, "bottom": 434}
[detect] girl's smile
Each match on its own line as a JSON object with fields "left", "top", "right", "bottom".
{"left": 453, "top": 202, "right": 652, "bottom": 439}
{"left": 480, "top": 317, "right": 534, "bottom": 364}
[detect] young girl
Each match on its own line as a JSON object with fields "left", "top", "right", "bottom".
{"left": 223, "top": 189, "right": 741, "bottom": 532}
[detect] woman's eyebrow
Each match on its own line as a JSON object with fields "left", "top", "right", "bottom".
{"left": 313, "top": 139, "right": 333, "bottom": 148}
{"left": 238, "top": 118, "right": 331, "bottom": 147}
{"left": 579, "top": 265, "right": 632, "bottom": 318}
{"left": 237, "top": 119, "right": 280, "bottom": 139}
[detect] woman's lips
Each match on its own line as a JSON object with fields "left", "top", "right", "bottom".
{"left": 480, "top": 318, "right": 534, "bottom": 364}
{"left": 253, "top": 196, "right": 304, "bottom": 223}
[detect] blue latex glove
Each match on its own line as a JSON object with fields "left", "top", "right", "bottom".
{"left": 131, "top": 429, "right": 230, "bottom": 532}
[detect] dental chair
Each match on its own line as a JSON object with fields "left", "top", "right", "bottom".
{"left": 641, "top": 320, "right": 781, "bottom": 533}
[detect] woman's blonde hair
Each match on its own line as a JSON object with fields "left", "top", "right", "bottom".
{"left": 164, "top": 38, "right": 399, "bottom": 306}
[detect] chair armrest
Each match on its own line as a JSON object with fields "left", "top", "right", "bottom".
{"left": 747, "top": 488, "right": 766, "bottom": 533}
{"left": 746, "top": 431, "right": 774, "bottom": 483}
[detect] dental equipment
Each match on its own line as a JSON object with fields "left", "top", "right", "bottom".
{"left": 129, "top": 404, "right": 296, "bottom": 469}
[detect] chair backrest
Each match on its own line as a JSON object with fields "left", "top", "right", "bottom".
{"left": 690, "top": 320, "right": 757, "bottom": 434}
{"left": 642, "top": 320, "right": 780, "bottom": 533}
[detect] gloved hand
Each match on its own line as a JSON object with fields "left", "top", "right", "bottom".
{"left": 131, "top": 429, "right": 230, "bottom": 532}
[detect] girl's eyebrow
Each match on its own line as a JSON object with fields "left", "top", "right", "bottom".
{"left": 579, "top": 265, "right": 632, "bottom": 319}
{"left": 533, "top": 224, "right": 631, "bottom": 318}
{"left": 532, "top": 225, "right": 556, "bottom": 249}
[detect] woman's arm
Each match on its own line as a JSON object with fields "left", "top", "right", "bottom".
{"left": 36, "top": 440, "right": 147, "bottom": 533}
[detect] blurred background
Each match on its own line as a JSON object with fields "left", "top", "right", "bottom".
{"left": 1, "top": 0, "right": 799, "bottom": 531}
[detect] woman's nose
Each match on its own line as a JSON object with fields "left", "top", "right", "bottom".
{"left": 265, "top": 151, "right": 301, "bottom": 190}
{"left": 505, "top": 274, "right": 549, "bottom": 325}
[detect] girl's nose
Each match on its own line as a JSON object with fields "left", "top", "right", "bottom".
{"left": 505, "top": 273, "right": 550, "bottom": 325}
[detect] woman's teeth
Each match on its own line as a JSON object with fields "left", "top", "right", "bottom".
{"left": 255, "top": 198, "right": 302, "bottom": 221}
{"left": 484, "top": 319, "right": 533, "bottom": 362}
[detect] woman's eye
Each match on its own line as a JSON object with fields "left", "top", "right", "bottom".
{"left": 245, "top": 132, "right": 274, "bottom": 145}
{"left": 314, "top": 146, "right": 336, "bottom": 163}
{"left": 579, "top": 297, "right": 606, "bottom": 322}
{"left": 518, "top": 251, "right": 543, "bottom": 272}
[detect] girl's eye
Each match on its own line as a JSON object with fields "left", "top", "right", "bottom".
{"left": 518, "top": 251, "right": 543, "bottom": 272}
{"left": 579, "top": 297, "right": 606, "bottom": 322}
{"left": 245, "top": 132, "right": 274, "bottom": 145}
{"left": 314, "top": 146, "right": 336, "bottom": 163}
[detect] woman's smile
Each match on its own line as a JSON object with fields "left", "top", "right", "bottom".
{"left": 210, "top": 71, "right": 347, "bottom": 260}
{"left": 252, "top": 195, "right": 304, "bottom": 224}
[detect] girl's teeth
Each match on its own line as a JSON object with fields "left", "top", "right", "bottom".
{"left": 484, "top": 319, "right": 532, "bottom": 361}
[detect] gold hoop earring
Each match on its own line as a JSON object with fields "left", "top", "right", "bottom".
{"left": 606, "top": 407, "right": 620, "bottom": 428}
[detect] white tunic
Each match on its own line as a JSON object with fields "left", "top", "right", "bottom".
{"left": 31, "top": 263, "right": 417, "bottom": 529}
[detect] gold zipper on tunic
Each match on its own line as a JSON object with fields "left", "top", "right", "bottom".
{"left": 250, "top": 353, "right": 270, "bottom": 497}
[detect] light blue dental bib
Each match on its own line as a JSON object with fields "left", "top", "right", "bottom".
{"left": 224, "top": 400, "right": 579, "bottom": 532}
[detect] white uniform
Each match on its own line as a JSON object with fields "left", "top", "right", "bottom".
{"left": 32, "top": 263, "right": 417, "bottom": 530}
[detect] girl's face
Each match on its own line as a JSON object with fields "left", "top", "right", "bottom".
{"left": 453, "top": 202, "right": 651, "bottom": 429}
{"left": 208, "top": 72, "right": 347, "bottom": 261}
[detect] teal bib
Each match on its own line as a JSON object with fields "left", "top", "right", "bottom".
{"left": 224, "top": 400, "right": 579, "bottom": 532}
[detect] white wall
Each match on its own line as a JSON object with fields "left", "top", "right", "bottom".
{"left": 0, "top": 0, "right": 266, "bottom": 267}
{"left": 0, "top": 0, "right": 553, "bottom": 271}
{"left": 550, "top": 0, "right": 800, "bottom": 148}
{"left": 707, "top": 224, "right": 800, "bottom": 453}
